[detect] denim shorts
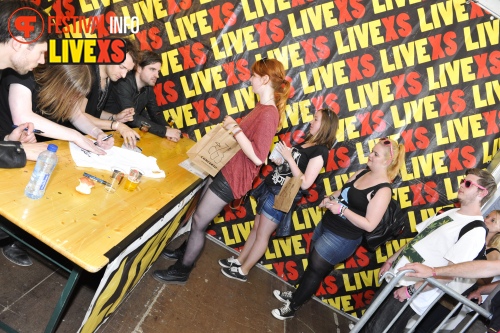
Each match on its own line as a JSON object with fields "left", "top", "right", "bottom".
{"left": 256, "top": 186, "right": 285, "bottom": 224}
{"left": 209, "top": 172, "right": 235, "bottom": 203}
{"left": 312, "top": 221, "right": 362, "bottom": 266}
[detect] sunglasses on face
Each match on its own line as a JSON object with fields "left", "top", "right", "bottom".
{"left": 460, "top": 179, "right": 488, "bottom": 193}
{"left": 379, "top": 137, "right": 393, "bottom": 159}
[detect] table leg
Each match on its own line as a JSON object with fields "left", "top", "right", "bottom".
{"left": 44, "top": 267, "right": 82, "bottom": 333}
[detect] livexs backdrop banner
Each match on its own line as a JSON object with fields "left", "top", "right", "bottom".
{"left": 38, "top": 0, "right": 499, "bottom": 317}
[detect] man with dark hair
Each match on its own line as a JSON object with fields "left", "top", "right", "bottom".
{"left": 361, "top": 168, "right": 497, "bottom": 332}
{"left": 0, "top": 1, "right": 48, "bottom": 74}
{"left": 105, "top": 50, "right": 181, "bottom": 142}
{"left": 82, "top": 36, "right": 143, "bottom": 148}
{"left": 0, "top": 0, "right": 49, "bottom": 265}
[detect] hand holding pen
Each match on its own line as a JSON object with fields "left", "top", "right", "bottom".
{"left": 9, "top": 123, "right": 39, "bottom": 143}
{"left": 95, "top": 133, "right": 114, "bottom": 149}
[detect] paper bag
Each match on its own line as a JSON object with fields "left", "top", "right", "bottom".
{"left": 187, "top": 124, "right": 241, "bottom": 177}
{"left": 273, "top": 176, "right": 302, "bottom": 212}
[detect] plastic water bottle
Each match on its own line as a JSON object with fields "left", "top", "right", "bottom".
{"left": 25, "top": 144, "right": 58, "bottom": 199}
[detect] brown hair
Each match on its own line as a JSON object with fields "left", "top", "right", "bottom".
{"left": 465, "top": 168, "right": 497, "bottom": 205}
{"left": 138, "top": 50, "right": 162, "bottom": 68}
{"left": 251, "top": 58, "right": 290, "bottom": 131}
{"left": 379, "top": 138, "right": 406, "bottom": 181}
{"left": 306, "top": 108, "right": 338, "bottom": 148}
{"left": 34, "top": 65, "right": 92, "bottom": 121}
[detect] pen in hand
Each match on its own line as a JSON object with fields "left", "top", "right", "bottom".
{"left": 94, "top": 134, "right": 113, "bottom": 145}
{"left": 12, "top": 124, "right": 44, "bottom": 134}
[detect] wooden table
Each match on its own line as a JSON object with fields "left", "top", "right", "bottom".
{"left": 0, "top": 132, "right": 203, "bottom": 333}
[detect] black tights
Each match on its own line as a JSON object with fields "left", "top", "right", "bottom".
{"left": 291, "top": 249, "right": 333, "bottom": 310}
{"left": 181, "top": 179, "right": 228, "bottom": 267}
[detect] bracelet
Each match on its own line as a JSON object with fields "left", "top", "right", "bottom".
{"left": 232, "top": 128, "right": 242, "bottom": 137}
{"left": 341, "top": 205, "right": 347, "bottom": 217}
{"left": 407, "top": 285, "right": 415, "bottom": 297}
{"left": 432, "top": 267, "right": 437, "bottom": 277}
{"left": 405, "top": 287, "right": 411, "bottom": 298}
{"left": 338, "top": 204, "right": 342, "bottom": 215}
{"left": 110, "top": 120, "right": 115, "bottom": 130}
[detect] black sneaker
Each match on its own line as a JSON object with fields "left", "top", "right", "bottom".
{"left": 221, "top": 266, "right": 247, "bottom": 282}
{"left": 271, "top": 301, "right": 295, "bottom": 320}
{"left": 273, "top": 290, "right": 293, "bottom": 303}
{"left": 161, "top": 240, "right": 187, "bottom": 260}
{"left": 218, "top": 256, "right": 241, "bottom": 269}
{"left": 3, "top": 242, "right": 32, "bottom": 266}
{"left": 153, "top": 261, "right": 192, "bottom": 285}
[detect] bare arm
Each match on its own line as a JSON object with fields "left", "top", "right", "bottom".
{"left": 82, "top": 112, "right": 139, "bottom": 148}
{"left": 223, "top": 116, "right": 262, "bottom": 166}
{"left": 9, "top": 84, "right": 106, "bottom": 155}
{"left": 401, "top": 261, "right": 500, "bottom": 279}
{"left": 321, "top": 185, "right": 392, "bottom": 232}
{"left": 274, "top": 142, "right": 325, "bottom": 190}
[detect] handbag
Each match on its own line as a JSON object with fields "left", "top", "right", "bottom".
{"left": 362, "top": 184, "right": 405, "bottom": 251}
{"left": 186, "top": 124, "right": 241, "bottom": 177}
{"left": 0, "top": 141, "right": 26, "bottom": 168}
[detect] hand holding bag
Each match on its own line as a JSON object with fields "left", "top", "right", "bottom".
{"left": 187, "top": 124, "right": 241, "bottom": 177}
{"left": 273, "top": 176, "right": 302, "bottom": 212}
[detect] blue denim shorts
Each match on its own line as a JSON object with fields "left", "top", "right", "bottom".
{"left": 312, "top": 221, "right": 362, "bottom": 265}
{"left": 209, "top": 172, "right": 235, "bottom": 203}
{"left": 256, "top": 186, "right": 284, "bottom": 224}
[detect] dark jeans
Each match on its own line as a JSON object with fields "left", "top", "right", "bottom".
{"left": 361, "top": 283, "right": 417, "bottom": 333}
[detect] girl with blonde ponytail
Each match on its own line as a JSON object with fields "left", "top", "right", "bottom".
{"left": 271, "top": 136, "right": 406, "bottom": 320}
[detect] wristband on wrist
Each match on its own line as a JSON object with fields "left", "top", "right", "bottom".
{"left": 432, "top": 267, "right": 437, "bottom": 277}
{"left": 341, "top": 205, "right": 347, "bottom": 217}
{"left": 232, "top": 128, "right": 242, "bottom": 137}
{"left": 407, "top": 284, "right": 415, "bottom": 297}
{"left": 110, "top": 120, "right": 115, "bottom": 130}
{"left": 405, "top": 287, "right": 411, "bottom": 298}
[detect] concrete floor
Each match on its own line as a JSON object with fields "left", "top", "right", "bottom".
{"left": 0, "top": 234, "right": 355, "bottom": 333}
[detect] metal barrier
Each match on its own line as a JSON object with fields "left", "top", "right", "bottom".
{"left": 350, "top": 270, "right": 493, "bottom": 333}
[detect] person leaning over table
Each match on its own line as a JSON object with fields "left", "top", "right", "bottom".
{"left": 82, "top": 36, "right": 142, "bottom": 149}
{"left": 104, "top": 50, "right": 181, "bottom": 142}
{"left": 270, "top": 137, "right": 406, "bottom": 320}
{"left": 0, "top": 0, "right": 49, "bottom": 166}
{"left": 0, "top": 65, "right": 114, "bottom": 154}
{"left": 218, "top": 108, "right": 339, "bottom": 283}
{"left": 153, "top": 58, "right": 291, "bottom": 285}
{"left": 0, "top": 64, "right": 116, "bottom": 267}
{"left": 0, "top": 0, "right": 51, "bottom": 265}
{"left": 359, "top": 168, "right": 497, "bottom": 333}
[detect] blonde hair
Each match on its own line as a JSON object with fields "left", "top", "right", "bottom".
{"left": 251, "top": 58, "right": 291, "bottom": 131}
{"left": 379, "top": 138, "right": 405, "bottom": 181}
{"left": 34, "top": 65, "right": 92, "bottom": 122}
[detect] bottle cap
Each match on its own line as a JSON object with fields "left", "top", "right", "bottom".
{"left": 47, "top": 144, "right": 58, "bottom": 152}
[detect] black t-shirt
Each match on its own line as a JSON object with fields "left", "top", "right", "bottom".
{"left": 323, "top": 169, "right": 391, "bottom": 240}
{"left": 0, "top": 68, "right": 74, "bottom": 139}
{"left": 0, "top": 69, "right": 37, "bottom": 138}
{"left": 85, "top": 64, "right": 109, "bottom": 119}
{"left": 265, "top": 144, "right": 329, "bottom": 186}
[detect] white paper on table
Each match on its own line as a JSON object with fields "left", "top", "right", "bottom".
{"left": 179, "top": 159, "right": 209, "bottom": 179}
{"left": 69, "top": 142, "right": 165, "bottom": 178}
